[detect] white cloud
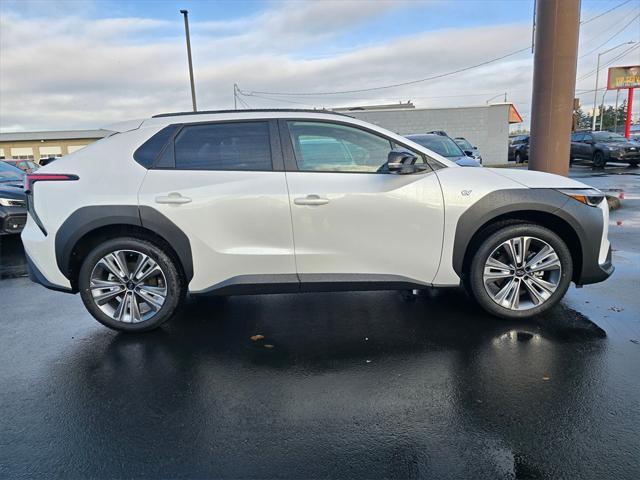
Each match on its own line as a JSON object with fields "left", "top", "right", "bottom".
{"left": 0, "top": 0, "right": 637, "bottom": 131}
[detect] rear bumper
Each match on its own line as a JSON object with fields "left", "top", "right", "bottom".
{"left": 26, "top": 252, "right": 75, "bottom": 293}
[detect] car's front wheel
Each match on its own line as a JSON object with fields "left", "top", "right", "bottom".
{"left": 592, "top": 151, "right": 606, "bottom": 168}
{"left": 79, "top": 237, "right": 184, "bottom": 332}
{"left": 468, "top": 224, "right": 573, "bottom": 319}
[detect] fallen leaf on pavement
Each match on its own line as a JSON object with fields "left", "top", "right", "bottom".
{"left": 264, "top": 344, "right": 274, "bottom": 349}
{"left": 542, "top": 374, "right": 551, "bottom": 381}
{"left": 250, "top": 335, "right": 265, "bottom": 342}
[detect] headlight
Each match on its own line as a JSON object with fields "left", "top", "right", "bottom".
{"left": 557, "top": 188, "right": 605, "bottom": 207}
{"left": 0, "top": 198, "right": 26, "bottom": 207}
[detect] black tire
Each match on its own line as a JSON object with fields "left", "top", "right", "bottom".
{"left": 592, "top": 151, "right": 606, "bottom": 169}
{"left": 79, "top": 237, "right": 184, "bottom": 332}
{"left": 514, "top": 152, "right": 522, "bottom": 164}
{"left": 467, "top": 223, "right": 573, "bottom": 319}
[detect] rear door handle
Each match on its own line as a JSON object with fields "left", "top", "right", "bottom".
{"left": 294, "top": 194, "right": 330, "bottom": 206}
{"left": 155, "top": 192, "right": 192, "bottom": 204}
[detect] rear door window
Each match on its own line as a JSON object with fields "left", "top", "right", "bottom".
{"left": 174, "top": 122, "right": 272, "bottom": 171}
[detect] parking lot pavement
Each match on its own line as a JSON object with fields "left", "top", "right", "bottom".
{"left": 1, "top": 166, "right": 639, "bottom": 479}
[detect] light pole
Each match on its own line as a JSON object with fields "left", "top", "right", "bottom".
{"left": 180, "top": 9, "right": 197, "bottom": 112}
{"left": 485, "top": 92, "right": 507, "bottom": 104}
{"left": 613, "top": 89, "right": 621, "bottom": 132}
{"left": 591, "top": 41, "right": 635, "bottom": 131}
{"left": 599, "top": 88, "right": 608, "bottom": 130}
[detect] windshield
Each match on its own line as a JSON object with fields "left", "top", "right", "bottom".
{"left": 0, "top": 161, "right": 25, "bottom": 183}
{"left": 407, "top": 135, "right": 465, "bottom": 158}
{"left": 593, "top": 132, "right": 627, "bottom": 142}
{"left": 455, "top": 138, "right": 473, "bottom": 150}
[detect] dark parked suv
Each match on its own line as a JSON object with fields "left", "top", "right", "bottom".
{"left": 0, "top": 162, "right": 27, "bottom": 235}
{"left": 508, "top": 135, "right": 529, "bottom": 163}
{"left": 570, "top": 131, "right": 640, "bottom": 168}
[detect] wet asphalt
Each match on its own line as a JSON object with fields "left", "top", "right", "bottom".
{"left": 0, "top": 165, "right": 638, "bottom": 479}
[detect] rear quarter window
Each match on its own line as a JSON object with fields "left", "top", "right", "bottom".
{"left": 133, "top": 125, "right": 179, "bottom": 168}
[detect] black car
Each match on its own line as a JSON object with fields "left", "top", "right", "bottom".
{"left": 0, "top": 162, "right": 27, "bottom": 235}
{"left": 508, "top": 134, "right": 529, "bottom": 163}
{"left": 570, "top": 131, "right": 640, "bottom": 168}
{"left": 406, "top": 133, "right": 482, "bottom": 167}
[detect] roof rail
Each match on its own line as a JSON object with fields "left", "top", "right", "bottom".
{"left": 152, "top": 108, "right": 353, "bottom": 119}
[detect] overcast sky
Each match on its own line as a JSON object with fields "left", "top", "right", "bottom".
{"left": 0, "top": 0, "right": 639, "bottom": 132}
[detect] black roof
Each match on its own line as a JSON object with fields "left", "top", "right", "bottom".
{"left": 152, "top": 108, "right": 352, "bottom": 119}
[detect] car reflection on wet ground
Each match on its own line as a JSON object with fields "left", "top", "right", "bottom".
{"left": 0, "top": 165, "right": 638, "bottom": 479}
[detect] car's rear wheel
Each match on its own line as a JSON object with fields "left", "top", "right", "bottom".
{"left": 468, "top": 224, "right": 573, "bottom": 319}
{"left": 592, "top": 151, "right": 606, "bottom": 168}
{"left": 79, "top": 237, "right": 183, "bottom": 332}
{"left": 515, "top": 152, "right": 522, "bottom": 164}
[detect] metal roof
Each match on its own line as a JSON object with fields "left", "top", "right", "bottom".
{"left": 0, "top": 129, "right": 112, "bottom": 142}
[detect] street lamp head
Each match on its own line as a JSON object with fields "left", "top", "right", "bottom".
{"left": 180, "top": 9, "right": 188, "bottom": 14}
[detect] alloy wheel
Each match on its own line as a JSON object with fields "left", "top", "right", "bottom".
{"left": 482, "top": 236, "right": 562, "bottom": 311}
{"left": 89, "top": 250, "right": 167, "bottom": 323}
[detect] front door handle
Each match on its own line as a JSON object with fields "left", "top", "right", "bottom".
{"left": 294, "top": 194, "right": 330, "bottom": 206}
{"left": 155, "top": 192, "right": 192, "bottom": 204}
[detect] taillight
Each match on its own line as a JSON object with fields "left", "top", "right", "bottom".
{"left": 24, "top": 173, "right": 79, "bottom": 192}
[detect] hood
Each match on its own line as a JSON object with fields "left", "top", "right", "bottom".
{"left": 487, "top": 168, "right": 589, "bottom": 189}
{"left": 600, "top": 140, "right": 637, "bottom": 148}
{"left": 0, "top": 183, "right": 26, "bottom": 199}
{"left": 454, "top": 156, "right": 482, "bottom": 167}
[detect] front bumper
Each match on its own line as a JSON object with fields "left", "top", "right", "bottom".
{"left": 577, "top": 244, "right": 614, "bottom": 285}
{"left": 608, "top": 151, "right": 640, "bottom": 163}
{"left": 0, "top": 207, "right": 27, "bottom": 235}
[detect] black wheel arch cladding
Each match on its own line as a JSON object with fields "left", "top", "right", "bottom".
{"left": 55, "top": 205, "right": 193, "bottom": 286}
{"left": 453, "top": 188, "right": 607, "bottom": 285}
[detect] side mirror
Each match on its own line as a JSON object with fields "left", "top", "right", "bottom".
{"left": 387, "top": 150, "right": 418, "bottom": 174}
{"left": 464, "top": 150, "right": 474, "bottom": 157}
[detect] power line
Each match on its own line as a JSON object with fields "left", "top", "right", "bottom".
{"left": 238, "top": 0, "right": 635, "bottom": 101}
{"left": 577, "top": 43, "right": 640, "bottom": 81}
{"left": 240, "top": 46, "right": 531, "bottom": 97}
{"left": 244, "top": 93, "right": 318, "bottom": 106}
{"left": 578, "top": 14, "right": 640, "bottom": 59}
{"left": 580, "top": 0, "right": 632, "bottom": 25}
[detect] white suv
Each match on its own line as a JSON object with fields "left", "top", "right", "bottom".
{"left": 21, "top": 110, "right": 613, "bottom": 331}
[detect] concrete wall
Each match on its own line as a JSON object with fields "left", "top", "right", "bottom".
{"left": 345, "top": 104, "right": 511, "bottom": 165}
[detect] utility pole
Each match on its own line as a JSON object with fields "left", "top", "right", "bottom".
{"left": 529, "top": 0, "right": 580, "bottom": 176}
{"left": 180, "top": 9, "right": 197, "bottom": 112}
{"left": 234, "top": 83, "right": 238, "bottom": 110}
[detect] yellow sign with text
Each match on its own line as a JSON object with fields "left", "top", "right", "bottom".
{"left": 607, "top": 65, "right": 640, "bottom": 90}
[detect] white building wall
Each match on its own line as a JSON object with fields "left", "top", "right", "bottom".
{"left": 345, "top": 104, "right": 511, "bottom": 165}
